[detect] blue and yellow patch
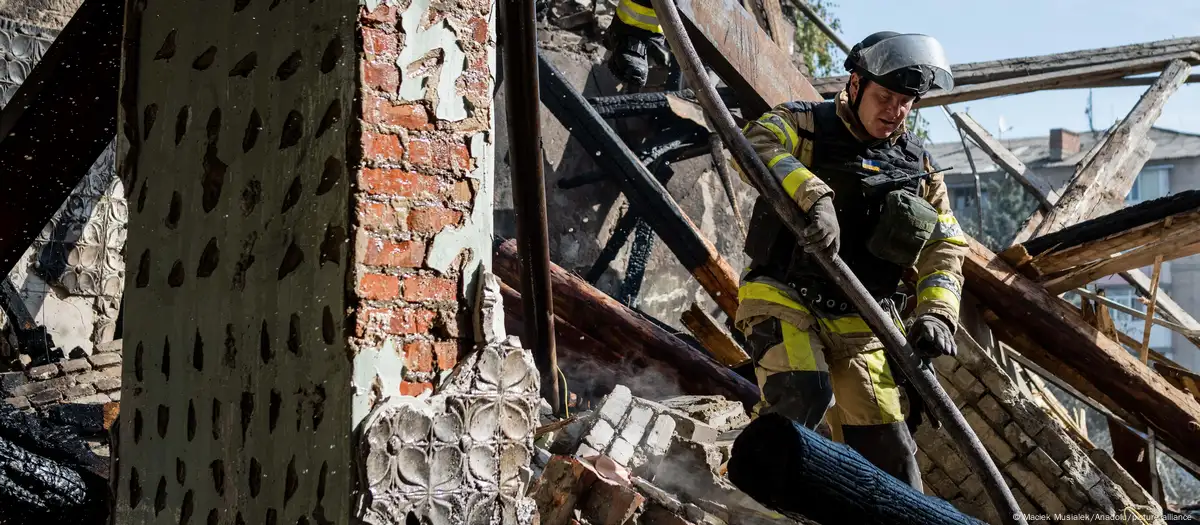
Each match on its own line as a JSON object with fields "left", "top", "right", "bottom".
{"left": 861, "top": 159, "right": 883, "bottom": 172}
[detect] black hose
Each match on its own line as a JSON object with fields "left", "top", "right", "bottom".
{"left": 646, "top": 0, "right": 1027, "bottom": 522}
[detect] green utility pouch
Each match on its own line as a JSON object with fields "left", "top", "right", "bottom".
{"left": 867, "top": 189, "right": 938, "bottom": 268}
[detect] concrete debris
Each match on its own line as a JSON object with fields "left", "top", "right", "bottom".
{"left": 533, "top": 384, "right": 809, "bottom": 525}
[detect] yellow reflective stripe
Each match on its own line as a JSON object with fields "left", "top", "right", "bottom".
{"left": 919, "top": 286, "right": 961, "bottom": 310}
{"left": 756, "top": 115, "right": 798, "bottom": 153}
{"left": 766, "top": 153, "right": 789, "bottom": 169}
{"left": 738, "top": 282, "right": 806, "bottom": 312}
{"left": 918, "top": 270, "right": 962, "bottom": 299}
{"left": 781, "top": 167, "right": 815, "bottom": 198}
{"left": 781, "top": 323, "right": 818, "bottom": 371}
{"left": 616, "top": 0, "right": 662, "bottom": 33}
{"left": 863, "top": 350, "right": 903, "bottom": 423}
{"left": 818, "top": 315, "right": 871, "bottom": 335}
{"left": 931, "top": 213, "right": 968, "bottom": 246}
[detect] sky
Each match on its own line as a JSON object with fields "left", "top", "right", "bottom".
{"left": 830, "top": 0, "right": 1200, "bottom": 144}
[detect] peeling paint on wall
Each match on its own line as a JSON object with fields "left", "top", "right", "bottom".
{"left": 395, "top": 0, "right": 468, "bottom": 121}
{"left": 428, "top": 132, "right": 494, "bottom": 305}
{"left": 351, "top": 337, "right": 409, "bottom": 429}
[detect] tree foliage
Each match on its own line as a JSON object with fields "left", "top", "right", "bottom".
{"left": 960, "top": 173, "right": 1039, "bottom": 252}
{"left": 782, "top": 0, "right": 843, "bottom": 77}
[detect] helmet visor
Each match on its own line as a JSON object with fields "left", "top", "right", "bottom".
{"left": 858, "top": 34, "right": 954, "bottom": 92}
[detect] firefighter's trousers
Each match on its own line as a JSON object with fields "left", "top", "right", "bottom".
{"left": 737, "top": 278, "right": 923, "bottom": 490}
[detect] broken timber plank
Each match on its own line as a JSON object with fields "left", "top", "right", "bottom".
{"left": 811, "top": 36, "right": 1200, "bottom": 96}
{"left": 680, "top": 303, "right": 752, "bottom": 367}
{"left": 674, "top": 0, "right": 822, "bottom": 114}
{"left": 538, "top": 53, "right": 741, "bottom": 319}
{"left": 0, "top": 0, "right": 123, "bottom": 277}
{"left": 1036, "top": 59, "right": 1192, "bottom": 235}
{"left": 916, "top": 53, "right": 1198, "bottom": 109}
{"left": 1025, "top": 201, "right": 1200, "bottom": 276}
{"left": 962, "top": 237, "right": 1200, "bottom": 469}
{"left": 952, "top": 112, "right": 1059, "bottom": 209}
{"left": 1075, "top": 73, "right": 1200, "bottom": 89}
{"left": 1042, "top": 234, "right": 1200, "bottom": 294}
{"left": 495, "top": 240, "right": 760, "bottom": 406}
{"left": 1022, "top": 190, "right": 1200, "bottom": 258}
{"left": 1122, "top": 269, "right": 1200, "bottom": 348}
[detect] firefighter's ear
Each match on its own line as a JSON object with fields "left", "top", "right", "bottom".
{"left": 848, "top": 72, "right": 861, "bottom": 99}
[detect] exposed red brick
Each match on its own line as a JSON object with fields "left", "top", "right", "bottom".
{"left": 359, "top": 273, "right": 400, "bottom": 301}
{"left": 468, "top": 16, "right": 488, "bottom": 43}
{"left": 403, "top": 275, "right": 457, "bottom": 302}
{"left": 433, "top": 341, "right": 458, "bottom": 371}
{"left": 389, "top": 308, "right": 437, "bottom": 335}
{"left": 385, "top": 104, "right": 431, "bottom": 130}
{"left": 398, "top": 381, "right": 433, "bottom": 397}
{"left": 362, "top": 238, "right": 425, "bottom": 268}
{"left": 407, "top": 137, "right": 434, "bottom": 165}
{"left": 451, "top": 143, "right": 471, "bottom": 171}
{"left": 362, "top": 132, "right": 405, "bottom": 163}
{"left": 408, "top": 207, "right": 463, "bottom": 234}
{"left": 362, "top": 27, "right": 398, "bottom": 58}
{"left": 361, "top": 4, "right": 398, "bottom": 25}
{"left": 357, "top": 200, "right": 402, "bottom": 231}
{"left": 404, "top": 341, "right": 434, "bottom": 373}
{"left": 363, "top": 61, "right": 399, "bottom": 93}
{"left": 355, "top": 308, "right": 392, "bottom": 337}
{"left": 360, "top": 168, "right": 439, "bottom": 198}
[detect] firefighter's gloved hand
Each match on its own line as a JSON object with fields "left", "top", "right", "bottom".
{"left": 802, "top": 196, "right": 840, "bottom": 255}
{"left": 605, "top": 21, "right": 669, "bottom": 87}
{"left": 908, "top": 315, "right": 957, "bottom": 358}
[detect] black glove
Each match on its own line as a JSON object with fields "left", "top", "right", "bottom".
{"left": 802, "top": 196, "right": 840, "bottom": 255}
{"left": 908, "top": 315, "right": 957, "bottom": 358}
{"left": 604, "top": 20, "right": 669, "bottom": 87}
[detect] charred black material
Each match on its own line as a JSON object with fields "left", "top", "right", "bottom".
{"left": 729, "top": 414, "right": 984, "bottom": 525}
{"left": 0, "top": 403, "right": 110, "bottom": 524}
{"left": 586, "top": 87, "right": 740, "bottom": 119}
{"left": 1023, "top": 189, "right": 1200, "bottom": 257}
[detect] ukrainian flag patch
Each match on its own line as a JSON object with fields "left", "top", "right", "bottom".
{"left": 862, "top": 159, "right": 883, "bottom": 172}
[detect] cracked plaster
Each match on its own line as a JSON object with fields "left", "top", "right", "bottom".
{"left": 429, "top": 132, "right": 495, "bottom": 305}
{"left": 380, "top": 0, "right": 469, "bottom": 121}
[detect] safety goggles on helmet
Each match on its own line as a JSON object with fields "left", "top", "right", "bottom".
{"left": 853, "top": 34, "right": 954, "bottom": 97}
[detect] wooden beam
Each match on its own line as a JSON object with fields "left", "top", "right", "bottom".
{"left": 0, "top": 0, "right": 124, "bottom": 277}
{"left": 1068, "top": 73, "right": 1200, "bottom": 89}
{"left": 916, "top": 54, "right": 1198, "bottom": 109}
{"left": 674, "top": 0, "right": 822, "bottom": 114}
{"left": 951, "top": 112, "right": 1060, "bottom": 209}
{"left": 494, "top": 240, "right": 760, "bottom": 406}
{"left": 1042, "top": 236, "right": 1200, "bottom": 294}
{"left": 1122, "top": 269, "right": 1200, "bottom": 343}
{"left": 1070, "top": 288, "right": 1200, "bottom": 338}
{"left": 1022, "top": 190, "right": 1200, "bottom": 258}
{"left": 538, "top": 54, "right": 741, "bottom": 319}
{"left": 680, "top": 303, "right": 751, "bottom": 367}
{"left": 962, "top": 237, "right": 1200, "bottom": 470}
{"left": 1028, "top": 209, "right": 1200, "bottom": 275}
{"left": 811, "top": 36, "right": 1200, "bottom": 96}
{"left": 1139, "top": 255, "right": 1166, "bottom": 364}
{"left": 1038, "top": 59, "right": 1192, "bottom": 235}
{"left": 1108, "top": 419, "right": 1159, "bottom": 498}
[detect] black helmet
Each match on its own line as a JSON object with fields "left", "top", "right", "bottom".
{"left": 844, "top": 31, "right": 953, "bottom": 97}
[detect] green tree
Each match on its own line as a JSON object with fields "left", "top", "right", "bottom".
{"left": 782, "top": 0, "right": 843, "bottom": 77}
{"left": 961, "top": 173, "right": 1039, "bottom": 251}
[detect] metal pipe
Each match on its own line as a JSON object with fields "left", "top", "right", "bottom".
{"left": 793, "top": 0, "right": 851, "bottom": 55}
{"left": 501, "top": 0, "right": 560, "bottom": 414}
{"left": 648, "top": 0, "right": 1025, "bottom": 522}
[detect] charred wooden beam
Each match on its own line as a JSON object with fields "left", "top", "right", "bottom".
{"left": 1042, "top": 236, "right": 1200, "bottom": 295}
{"left": 1021, "top": 190, "right": 1200, "bottom": 258}
{"left": 916, "top": 54, "right": 1198, "bottom": 109}
{"left": 963, "top": 237, "right": 1200, "bottom": 469}
{"left": 495, "top": 240, "right": 760, "bottom": 406}
{"left": 673, "top": 0, "right": 822, "bottom": 114}
{"left": 811, "top": 36, "right": 1200, "bottom": 96}
{"left": 539, "top": 53, "right": 741, "bottom": 319}
{"left": 0, "top": 0, "right": 124, "bottom": 277}
{"left": 586, "top": 88, "right": 740, "bottom": 120}
{"left": 1034, "top": 59, "right": 1192, "bottom": 235}
{"left": 680, "top": 303, "right": 751, "bottom": 367}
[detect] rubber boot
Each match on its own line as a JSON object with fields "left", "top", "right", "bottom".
{"left": 841, "top": 422, "right": 924, "bottom": 491}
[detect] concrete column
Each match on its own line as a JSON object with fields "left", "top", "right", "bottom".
{"left": 113, "top": 0, "right": 496, "bottom": 521}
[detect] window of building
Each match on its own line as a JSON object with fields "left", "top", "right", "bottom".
{"left": 1126, "top": 165, "right": 1171, "bottom": 204}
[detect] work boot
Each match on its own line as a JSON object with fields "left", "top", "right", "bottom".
{"left": 841, "top": 422, "right": 924, "bottom": 491}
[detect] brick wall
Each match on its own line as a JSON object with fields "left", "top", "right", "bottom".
{"left": 1, "top": 339, "right": 122, "bottom": 410}
{"left": 352, "top": 0, "right": 495, "bottom": 398}
{"left": 916, "top": 334, "right": 1163, "bottom": 523}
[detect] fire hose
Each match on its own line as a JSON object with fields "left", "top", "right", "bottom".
{"left": 643, "top": 1, "right": 1026, "bottom": 523}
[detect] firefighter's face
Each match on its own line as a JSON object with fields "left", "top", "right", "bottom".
{"left": 850, "top": 73, "right": 915, "bottom": 139}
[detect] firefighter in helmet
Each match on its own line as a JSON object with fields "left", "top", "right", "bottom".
{"left": 735, "top": 32, "right": 966, "bottom": 490}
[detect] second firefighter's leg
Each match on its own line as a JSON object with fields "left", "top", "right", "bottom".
{"left": 827, "top": 336, "right": 923, "bottom": 491}
{"left": 746, "top": 317, "right": 834, "bottom": 430}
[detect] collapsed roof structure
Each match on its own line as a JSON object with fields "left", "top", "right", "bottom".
{"left": 0, "top": 0, "right": 1197, "bottom": 523}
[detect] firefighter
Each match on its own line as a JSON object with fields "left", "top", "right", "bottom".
{"left": 603, "top": 0, "right": 670, "bottom": 87}
{"left": 735, "top": 31, "right": 966, "bottom": 491}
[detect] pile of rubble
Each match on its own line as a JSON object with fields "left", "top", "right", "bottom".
{"left": 1, "top": 339, "right": 122, "bottom": 411}
{"left": 529, "top": 385, "right": 809, "bottom": 525}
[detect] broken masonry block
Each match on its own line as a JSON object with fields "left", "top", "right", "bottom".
{"left": 608, "top": 437, "right": 636, "bottom": 466}
{"left": 619, "top": 402, "right": 655, "bottom": 444}
{"left": 26, "top": 363, "right": 60, "bottom": 380}
{"left": 584, "top": 417, "right": 617, "bottom": 452}
{"left": 580, "top": 473, "right": 645, "bottom": 525}
{"left": 658, "top": 395, "right": 750, "bottom": 433}
{"left": 598, "top": 384, "right": 633, "bottom": 425}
